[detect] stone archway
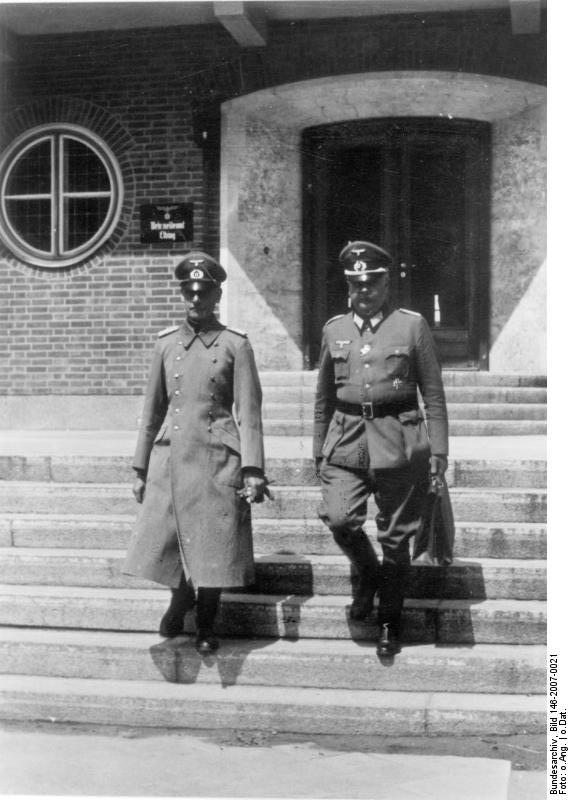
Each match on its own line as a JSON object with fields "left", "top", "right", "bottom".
{"left": 220, "top": 71, "right": 546, "bottom": 372}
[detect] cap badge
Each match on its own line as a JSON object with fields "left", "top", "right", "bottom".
{"left": 393, "top": 378, "right": 403, "bottom": 390}
{"left": 353, "top": 260, "right": 367, "bottom": 272}
{"left": 190, "top": 268, "right": 204, "bottom": 279}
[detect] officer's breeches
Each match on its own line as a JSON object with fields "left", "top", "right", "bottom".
{"left": 319, "top": 459, "right": 430, "bottom": 619}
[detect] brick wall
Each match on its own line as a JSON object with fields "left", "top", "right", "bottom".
{"left": 0, "top": 10, "right": 546, "bottom": 395}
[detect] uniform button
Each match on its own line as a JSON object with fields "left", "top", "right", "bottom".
{"left": 174, "top": 373, "right": 180, "bottom": 379}
{"left": 174, "top": 425, "right": 180, "bottom": 431}
{"left": 212, "top": 358, "right": 217, "bottom": 363}
{"left": 208, "top": 411, "right": 213, "bottom": 417}
{"left": 210, "top": 393, "right": 216, "bottom": 399}
{"left": 175, "top": 408, "right": 180, "bottom": 413}
{"left": 364, "top": 363, "right": 370, "bottom": 368}
{"left": 174, "top": 390, "right": 180, "bottom": 396}
{"left": 177, "top": 341, "right": 182, "bottom": 345}
{"left": 395, "top": 349, "right": 400, "bottom": 354}
{"left": 175, "top": 356, "right": 181, "bottom": 361}
{"left": 365, "top": 383, "right": 370, "bottom": 389}
{"left": 207, "top": 425, "right": 212, "bottom": 432}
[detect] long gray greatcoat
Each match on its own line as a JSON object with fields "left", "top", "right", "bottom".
{"left": 122, "top": 318, "right": 264, "bottom": 589}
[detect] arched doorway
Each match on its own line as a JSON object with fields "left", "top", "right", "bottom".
{"left": 302, "top": 117, "right": 491, "bottom": 367}
{"left": 220, "top": 72, "right": 545, "bottom": 371}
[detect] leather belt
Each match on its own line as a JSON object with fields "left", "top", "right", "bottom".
{"left": 335, "top": 400, "right": 418, "bottom": 420}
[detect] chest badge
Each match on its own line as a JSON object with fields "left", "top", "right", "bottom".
{"left": 393, "top": 378, "right": 403, "bottom": 390}
{"left": 335, "top": 340, "right": 351, "bottom": 349}
{"left": 360, "top": 344, "right": 371, "bottom": 356}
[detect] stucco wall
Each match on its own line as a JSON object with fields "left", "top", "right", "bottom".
{"left": 221, "top": 112, "right": 304, "bottom": 369}
{"left": 490, "top": 260, "right": 546, "bottom": 372}
{"left": 220, "top": 73, "right": 546, "bottom": 370}
{"left": 489, "top": 103, "right": 547, "bottom": 371}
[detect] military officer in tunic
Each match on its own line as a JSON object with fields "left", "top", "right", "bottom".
{"left": 313, "top": 241, "right": 449, "bottom": 658}
{"left": 123, "top": 251, "right": 268, "bottom": 655}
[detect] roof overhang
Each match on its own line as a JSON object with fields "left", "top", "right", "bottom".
{"left": 0, "top": 0, "right": 546, "bottom": 41}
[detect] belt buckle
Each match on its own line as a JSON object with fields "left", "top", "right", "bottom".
{"left": 361, "top": 402, "right": 373, "bottom": 419}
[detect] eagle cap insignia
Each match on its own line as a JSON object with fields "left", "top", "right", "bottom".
{"left": 393, "top": 378, "right": 403, "bottom": 390}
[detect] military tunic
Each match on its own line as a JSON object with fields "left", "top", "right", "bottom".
{"left": 123, "top": 319, "right": 264, "bottom": 589}
{"left": 313, "top": 307, "right": 448, "bottom": 469}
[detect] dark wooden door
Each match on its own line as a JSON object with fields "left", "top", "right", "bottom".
{"left": 302, "top": 118, "right": 490, "bottom": 368}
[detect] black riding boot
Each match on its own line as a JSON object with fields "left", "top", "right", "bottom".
{"left": 333, "top": 528, "right": 381, "bottom": 620}
{"left": 377, "top": 562, "right": 408, "bottom": 657}
{"left": 159, "top": 573, "right": 196, "bottom": 638}
{"left": 195, "top": 587, "right": 222, "bottom": 654}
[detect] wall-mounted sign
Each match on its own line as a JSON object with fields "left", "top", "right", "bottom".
{"left": 140, "top": 203, "right": 193, "bottom": 243}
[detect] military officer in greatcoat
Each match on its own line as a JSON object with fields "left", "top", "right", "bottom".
{"left": 313, "top": 241, "right": 449, "bottom": 658}
{"left": 123, "top": 251, "right": 268, "bottom": 655}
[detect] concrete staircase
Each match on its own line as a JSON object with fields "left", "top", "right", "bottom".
{"left": 261, "top": 370, "right": 547, "bottom": 436}
{"left": 0, "top": 371, "right": 546, "bottom": 735}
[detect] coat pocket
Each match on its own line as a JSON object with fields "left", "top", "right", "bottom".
{"left": 211, "top": 422, "right": 242, "bottom": 487}
{"left": 398, "top": 408, "right": 430, "bottom": 465}
{"left": 211, "top": 422, "right": 241, "bottom": 454}
{"left": 330, "top": 348, "right": 350, "bottom": 383}
{"left": 153, "top": 423, "right": 170, "bottom": 446}
{"left": 322, "top": 412, "right": 344, "bottom": 458}
{"left": 385, "top": 346, "right": 411, "bottom": 379}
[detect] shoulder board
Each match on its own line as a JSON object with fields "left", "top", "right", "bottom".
{"left": 157, "top": 325, "right": 179, "bottom": 338}
{"left": 226, "top": 326, "right": 248, "bottom": 338}
{"left": 398, "top": 308, "right": 421, "bottom": 317}
{"left": 324, "top": 314, "right": 345, "bottom": 326}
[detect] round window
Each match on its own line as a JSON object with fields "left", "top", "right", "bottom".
{"left": 0, "top": 124, "right": 123, "bottom": 268}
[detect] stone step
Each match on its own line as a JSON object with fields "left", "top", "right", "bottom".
{"left": 259, "top": 371, "right": 547, "bottom": 388}
{"left": 263, "top": 402, "right": 547, "bottom": 421}
{"left": 0, "top": 455, "right": 548, "bottom": 489}
{"left": 263, "top": 486, "right": 547, "bottom": 523}
{"left": 0, "top": 673, "right": 545, "bottom": 736}
{"left": 263, "top": 419, "right": 547, "bottom": 436}
{"left": 436, "top": 421, "right": 547, "bottom": 436}
{"left": 270, "top": 456, "right": 547, "bottom": 490}
{"left": 444, "top": 387, "right": 547, "bottom": 403}
{"left": 0, "top": 549, "right": 547, "bottom": 600}
{"left": 2, "top": 515, "right": 547, "bottom": 560}
{"left": 0, "top": 380, "right": 548, "bottom": 433}
{"left": 0, "top": 483, "right": 547, "bottom": 522}
{"left": 261, "top": 386, "right": 548, "bottom": 404}
{"left": 0, "top": 585, "right": 546, "bottom": 644}
{"left": 252, "top": 556, "right": 546, "bottom": 601}
{"left": 0, "top": 628, "right": 545, "bottom": 695}
{"left": 257, "top": 520, "right": 547, "bottom": 560}
{"left": 448, "top": 460, "right": 547, "bottom": 489}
